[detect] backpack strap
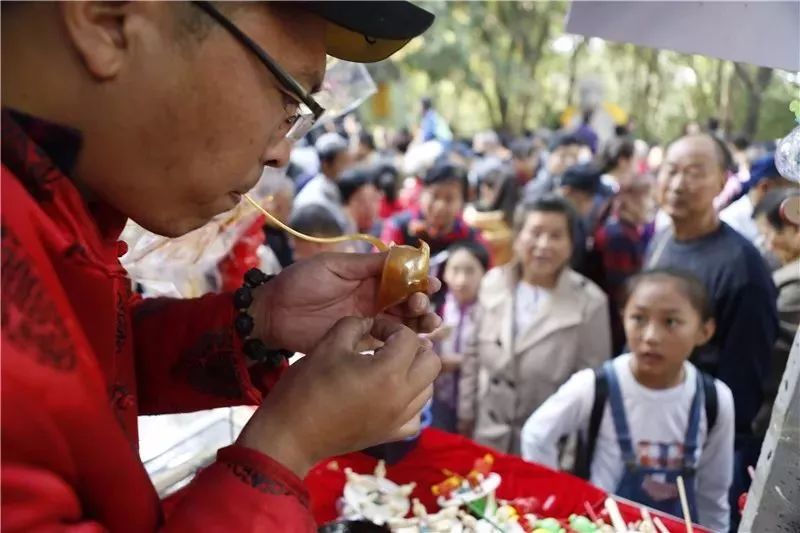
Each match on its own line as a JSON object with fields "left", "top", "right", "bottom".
{"left": 701, "top": 371, "right": 718, "bottom": 437}
{"left": 576, "top": 366, "right": 718, "bottom": 478}
{"left": 575, "top": 365, "right": 610, "bottom": 479}
{"left": 588, "top": 365, "right": 610, "bottom": 463}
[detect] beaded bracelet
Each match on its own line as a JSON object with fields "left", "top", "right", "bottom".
{"left": 233, "top": 268, "right": 292, "bottom": 367}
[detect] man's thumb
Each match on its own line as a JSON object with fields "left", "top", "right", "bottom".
{"left": 320, "top": 316, "right": 374, "bottom": 351}
{"left": 325, "top": 251, "right": 387, "bottom": 282}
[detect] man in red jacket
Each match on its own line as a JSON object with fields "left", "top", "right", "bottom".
{"left": 1, "top": 2, "right": 439, "bottom": 531}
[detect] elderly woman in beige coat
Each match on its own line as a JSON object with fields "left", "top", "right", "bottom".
{"left": 458, "top": 195, "right": 611, "bottom": 454}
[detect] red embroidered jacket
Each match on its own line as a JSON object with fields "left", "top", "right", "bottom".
{"left": 1, "top": 109, "right": 315, "bottom": 532}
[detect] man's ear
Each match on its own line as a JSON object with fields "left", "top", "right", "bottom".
{"left": 715, "top": 170, "right": 728, "bottom": 195}
{"left": 60, "top": 1, "right": 140, "bottom": 80}
{"left": 697, "top": 317, "right": 716, "bottom": 346}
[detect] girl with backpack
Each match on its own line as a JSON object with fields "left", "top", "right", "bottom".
{"left": 521, "top": 269, "right": 734, "bottom": 532}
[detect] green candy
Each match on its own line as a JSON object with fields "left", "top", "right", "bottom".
{"left": 569, "top": 514, "right": 598, "bottom": 533}
{"left": 534, "top": 517, "right": 564, "bottom": 533}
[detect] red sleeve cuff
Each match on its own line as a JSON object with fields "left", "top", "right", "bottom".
{"left": 216, "top": 444, "right": 310, "bottom": 508}
{"left": 217, "top": 292, "right": 289, "bottom": 405}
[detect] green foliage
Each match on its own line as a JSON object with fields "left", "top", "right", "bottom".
{"left": 371, "top": 1, "right": 799, "bottom": 143}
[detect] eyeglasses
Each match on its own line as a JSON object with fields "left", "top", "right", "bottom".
{"left": 193, "top": 1, "right": 325, "bottom": 141}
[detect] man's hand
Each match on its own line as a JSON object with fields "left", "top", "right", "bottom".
{"left": 236, "top": 317, "right": 441, "bottom": 477}
{"left": 251, "top": 252, "right": 441, "bottom": 354}
{"left": 440, "top": 352, "right": 463, "bottom": 373}
{"left": 424, "top": 324, "right": 453, "bottom": 344}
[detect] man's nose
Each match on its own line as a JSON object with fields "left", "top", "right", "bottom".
{"left": 263, "top": 137, "right": 293, "bottom": 169}
{"left": 668, "top": 171, "right": 688, "bottom": 193}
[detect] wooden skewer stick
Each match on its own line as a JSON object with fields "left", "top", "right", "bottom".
{"left": 676, "top": 475, "right": 693, "bottom": 533}
{"left": 653, "top": 516, "right": 670, "bottom": 533}
{"left": 604, "top": 497, "right": 627, "bottom": 533}
{"left": 640, "top": 507, "right": 655, "bottom": 532}
{"left": 584, "top": 501, "right": 600, "bottom": 523}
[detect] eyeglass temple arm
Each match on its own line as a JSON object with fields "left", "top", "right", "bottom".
{"left": 192, "top": 1, "right": 324, "bottom": 119}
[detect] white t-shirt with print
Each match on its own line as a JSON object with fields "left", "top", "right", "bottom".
{"left": 521, "top": 354, "right": 734, "bottom": 532}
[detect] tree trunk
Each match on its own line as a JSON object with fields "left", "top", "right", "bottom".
{"left": 713, "top": 59, "right": 724, "bottom": 109}
{"left": 735, "top": 63, "right": 774, "bottom": 138}
{"left": 637, "top": 49, "right": 659, "bottom": 137}
{"left": 565, "top": 38, "right": 587, "bottom": 108}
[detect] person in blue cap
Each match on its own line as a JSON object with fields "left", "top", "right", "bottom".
{"left": 721, "top": 152, "right": 798, "bottom": 258}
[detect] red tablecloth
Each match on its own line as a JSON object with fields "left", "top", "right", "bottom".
{"left": 305, "top": 428, "right": 709, "bottom": 532}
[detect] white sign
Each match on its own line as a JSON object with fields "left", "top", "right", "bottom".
{"left": 566, "top": 1, "right": 800, "bottom": 72}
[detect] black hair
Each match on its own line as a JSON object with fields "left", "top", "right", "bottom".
{"left": 624, "top": 268, "right": 713, "bottom": 322}
{"left": 421, "top": 97, "right": 433, "bottom": 111}
{"left": 359, "top": 131, "right": 375, "bottom": 151}
{"left": 600, "top": 136, "right": 636, "bottom": 173}
{"left": 423, "top": 162, "right": 468, "bottom": 188}
{"left": 560, "top": 163, "right": 603, "bottom": 195}
{"left": 753, "top": 188, "right": 800, "bottom": 231}
{"left": 476, "top": 165, "right": 519, "bottom": 226}
{"left": 513, "top": 194, "right": 578, "bottom": 244}
{"left": 707, "top": 133, "right": 735, "bottom": 172}
{"left": 371, "top": 162, "right": 400, "bottom": 203}
{"left": 288, "top": 204, "right": 344, "bottom": 237}
{"left": 549, "top": 133, "right": 584, "bottom": 153}
{"left": 510, "top": 138, "right": 536, "bottom": 160}
{"left": 446, "top": 240, "right": 491, "bottom": 273}
{"left": 337, "top": 168, "right": 374, "bottom": 205}
{"left": 732, "top": 134, "right": 751, "bottom": 152}
{"left": 392, "top": 128, "right": 412, "bottom": 154}
{"left": 319, "top": 150, "right": 346, "bottom": 165}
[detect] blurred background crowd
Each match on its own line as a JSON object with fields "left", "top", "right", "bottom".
{"left": 209, "top": 81, "right": 799, "bottom": 528}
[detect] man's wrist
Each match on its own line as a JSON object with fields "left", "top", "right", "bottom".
{"left": 249, "top": 282, "right": 275, "bottom": 346}
{"left": 236, "top": 413, "right": 315, "bottom": 478}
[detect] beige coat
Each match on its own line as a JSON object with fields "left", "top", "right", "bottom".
{"left": 458, "top": 262, "right": 611, "bottom": 455}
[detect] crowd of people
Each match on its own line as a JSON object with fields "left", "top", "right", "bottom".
{"left": 231, "top": 98, "right": 800, "bottom": 532}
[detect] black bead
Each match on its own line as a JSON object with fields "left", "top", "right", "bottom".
{"left": 244, "top": 268, "right": 268, "bottom": 288}
{"left": 244, "top": 338, "right": 269, "bottom": 361}
{"left": 233, "top": 287, "right": 253, "bottom": 310}
{"left": 266, "top": 351, "right": 285, "bottom": 368}
{"left": 234, "top": 312, "right": 255, "bottom": 337}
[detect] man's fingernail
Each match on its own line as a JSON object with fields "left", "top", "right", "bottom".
{"left": 416, "top": 296, "right": 428, "bottom": 311}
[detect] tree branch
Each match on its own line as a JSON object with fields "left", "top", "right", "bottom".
{"left": 733, "top": 62, "right": 754, "bottom": 93}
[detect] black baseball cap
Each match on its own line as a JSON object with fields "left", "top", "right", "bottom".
{"left": 301, "top": 2, "right": 435, "bottom": 63}
{"left": 561, "top": 163, "right": 602, "bottom": 194}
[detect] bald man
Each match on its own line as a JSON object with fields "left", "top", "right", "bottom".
{"left": 647, "top": 134, "right": 778, "bottom": 524}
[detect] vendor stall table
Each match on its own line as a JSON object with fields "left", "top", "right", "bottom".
{"left": 306, "top": 428, "right": 710, "bottom": 532}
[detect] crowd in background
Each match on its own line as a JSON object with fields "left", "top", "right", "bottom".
{"left": 221, "top": 97, "right": 799, "bottom": 532}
